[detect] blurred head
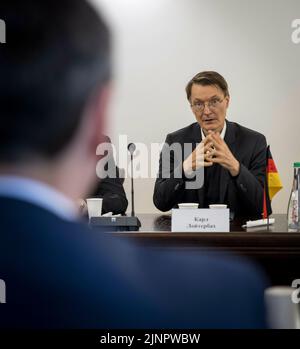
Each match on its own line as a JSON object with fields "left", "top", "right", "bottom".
{"left": 0, "top": 0, "right": 111, "bottom": 199}
{"left": 186, "top": 71, "right": 230, "bottom": 134}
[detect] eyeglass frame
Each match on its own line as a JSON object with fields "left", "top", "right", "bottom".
{"left": 190, "top": 96, "right": 227, "bottom": 113}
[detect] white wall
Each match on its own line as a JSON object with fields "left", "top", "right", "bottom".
{"left": 90, "top": 0, "right": 300, "bottom": 214}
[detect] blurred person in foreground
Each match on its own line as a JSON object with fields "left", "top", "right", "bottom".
{"left": 0, "top": 0, "right": 268, "bottom": 328}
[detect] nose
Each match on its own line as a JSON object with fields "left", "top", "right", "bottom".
{"left": 203, "top": 103, "right": 211, "bottom": 115}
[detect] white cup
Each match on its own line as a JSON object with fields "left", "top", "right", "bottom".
{"left": 209, "top": 204, "right": 227, "bottom": 209}
{"left": 86, "top": 198, "right": 103, "bottom": 219}
{"left": 178, "top": 203, "right": 199, "bottom": 209}
{"left": 265, "top": 286, "right": 300, "bottom": 329}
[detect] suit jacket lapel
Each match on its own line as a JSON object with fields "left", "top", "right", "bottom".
{"left": 189, "top": 122, "right": 202, "bottom": 148}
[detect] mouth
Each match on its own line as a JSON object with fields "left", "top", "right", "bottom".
{"left": 203, "top": 118, "right": 217, "bottom": 124}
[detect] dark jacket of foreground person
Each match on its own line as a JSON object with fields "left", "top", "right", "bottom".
{"left": 0, "top": 196, "right": 267, "bottom": 329}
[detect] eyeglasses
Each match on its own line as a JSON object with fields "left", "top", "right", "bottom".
{"left": 191, "top": 97, "right": 225, "bottom": 113}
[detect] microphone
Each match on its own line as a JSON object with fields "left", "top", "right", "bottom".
{"left": 127, "top": 142, "right": 136, "bottom": 155}
{"left": 127, "top": 143, "right": 136, "bottom": 217}
{"left": 89, "top": 143, "right": 141, "bottom": 232}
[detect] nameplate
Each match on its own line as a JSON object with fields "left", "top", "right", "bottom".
{"left": 171, "top": 209, "right": 230, "bottom": 232}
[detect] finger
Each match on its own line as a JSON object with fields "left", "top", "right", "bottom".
{"left": 211, "top": 133, "right": 224, "bottom": 146}
{"left": 203, "top": 160, "right": 213, "bottom": 167}
{"left": 191, "top": 158, "right": 210, "bottom": 171}
{"left": 195, "top": 160, "right": 213, "bottom": 168}
{"left": 195, "top": 141, "right": 205, "bottom": 149}
{"left": 209, "top": 138, "right": 223, "bottom": 151}
{"left": 194, "top": 155, "right": 205, "bottom": 165}
{"left": 193, "top": 151, "right": 205, "bottom": 162}
{"left": 208, "top": 157, "right": 224, "bottom": 165}
{"left": 193, "top": 146, "right": 205, "bottom": 159}
{"left": 203, "top": 133, "right": 223, "bottom": 146}
{"left": 205, "top": 146, "right": 219, "bottom": 158}
{"left": 205, "top": 150, "right": 223, "bottom": 163}
{"left": 203, "top": 134, "right": 214, "bottom": 145}
{"left": 204, "top": 143, "right": 214, "bottom": 154}
{"left": 209, "top": 131, "right": 220, "bottom": 141}
{"left": 192, "top": 144, "right": 204, "bottom": 159}
{"left": 204, "top": 154, "right": 214, "bottom": 163}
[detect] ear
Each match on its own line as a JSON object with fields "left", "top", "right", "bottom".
{"left": 225, "top": 95, "right": 230, "bottom": 109}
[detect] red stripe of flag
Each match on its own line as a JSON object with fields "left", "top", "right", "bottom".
{"left": 267, "top": 159, "right": 277, "bottom": 173}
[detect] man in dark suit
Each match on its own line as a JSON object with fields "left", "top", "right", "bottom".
{"left": 154, "top": 71, "right": 269, "bottom": 219}
{"left": 93, "top": 136, "right": 128, "bottom": 214}
{"left": 79, "top": 135, "right": 128, "bottom": 215}
{"left": 0, "top": 2, "right": 268, "bottom": 328}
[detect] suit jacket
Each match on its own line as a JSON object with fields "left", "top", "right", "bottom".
{"left": 91, "top": 167, "right": 128, "bottom": 215}
{"left": 0, "top": 197, "right": 268, "bottom": 328}
{"left": 91, "top": 136, "right": 128, "bottom": 214}
{"left": 153, "top": 120, "right": 270, "bottom": 219}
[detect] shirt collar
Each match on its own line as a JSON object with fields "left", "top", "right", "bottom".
{"left": 0, "top": 175, "right": 79, "bottom": 222}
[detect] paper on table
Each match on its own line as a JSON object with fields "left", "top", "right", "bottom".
{"left": 242, "top": 218, "right": 275, "bottom": 228}
{"left": 101, "top": 212, "right": 122, "bottom": 217}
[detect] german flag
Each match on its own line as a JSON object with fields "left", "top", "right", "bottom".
{"left": 263, "top": 146, "right": 283, "bottom": 218}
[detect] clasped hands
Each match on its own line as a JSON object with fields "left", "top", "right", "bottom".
{"left": 183, "top": 131, "right": 240, "bottom": 177}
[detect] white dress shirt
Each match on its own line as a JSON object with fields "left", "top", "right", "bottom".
{"left": 200, "top": 121, "right": 227, "bottom": 141}
{"left": 0, "top": 176, "right": 78, "bottom": 221}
